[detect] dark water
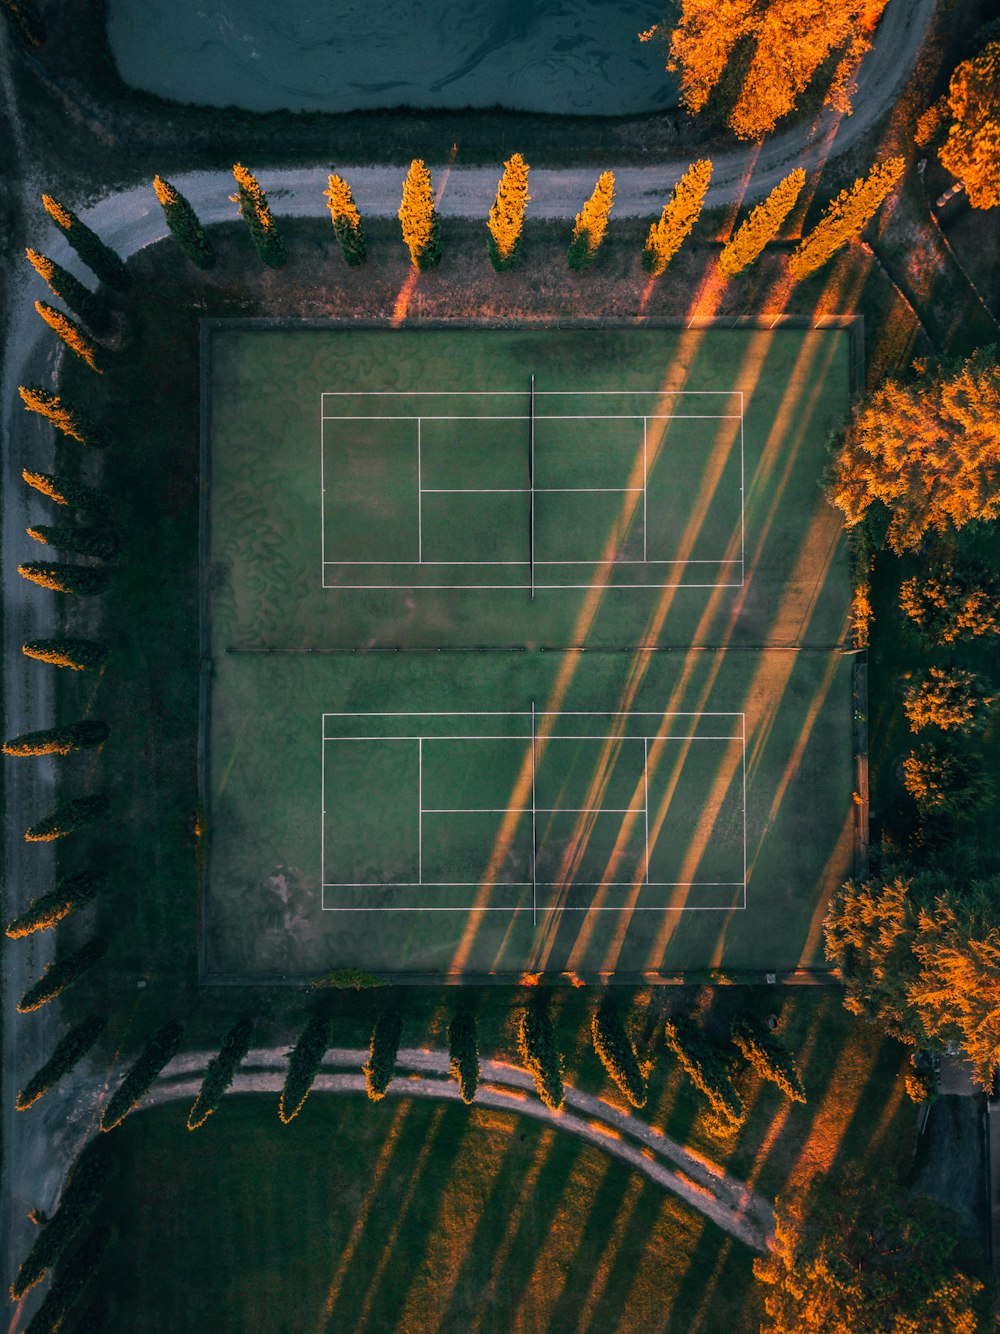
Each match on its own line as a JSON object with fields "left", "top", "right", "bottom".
{"left": 107, "top": 0, "right": 677, "bottom": 116}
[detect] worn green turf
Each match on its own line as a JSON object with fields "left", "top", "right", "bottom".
{"left": 203, "top": 325, "right": 854, "bottom": 980}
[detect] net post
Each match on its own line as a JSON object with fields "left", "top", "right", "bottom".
{"left": 531, "top": 698, "right": 537, "bottom": 924}
{"left": 529, "top": 374, "right": 535, "bottom": 601}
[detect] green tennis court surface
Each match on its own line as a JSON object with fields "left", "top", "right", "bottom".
{"left": 202, "top": 324, "right": 857, "bottom": 979}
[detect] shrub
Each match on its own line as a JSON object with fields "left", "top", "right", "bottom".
{"left": 517, "top": 996, "right": 564, "bottom": 1111}
{"left": 34, "top": 301, "right": 104, "bottom": 372}
{"left": 25, "top": 248, "right": 110, "bottom": 335}
{"left": 26, "top": 524, "right": 120, "bottom": 560}
{"left": 17, "top": 1016, "right": 109, "bottom": 1112}
{"left": 22, "top": 469, "right": 108, "bottom": 513}
{"left": 642, "top": 159, "right": 712, "bottom": 276}
{"left": 6, "top": 870, "right": 104, "bottom": 938}
{"left": 230, "top": 164, "right": 286, "bottom": 268}
{"left": 591, "top": 1003, "right": 647, "bottom": 1107}
{"left": 187, "top": 1014, "right": 256, "bottom": 1129}
{"left": 663, "top": 1016, "right": 744, "bottom": 1129}
{"left": 487, "top": 153, "right": 531, "bottom": 270}
{"left": 718, "top": 169, "right": 805, "bottom": 277}
{"left": 447, "top": 1010, "right": 480, "bottom": 1104}
{"left": 568, "top": 171, "right": 615, "bottom": 271}
{"left": 279, "top": 1014, "right": 330, "bottom": 1123}
{"left": 310, "top": 967, "right": 385, "bottom": 990}
{"left": 153, "top": 175, "right": 215, "bottom": 269}
{"left": 101, "top": 1020, "right": 184, "bottom": 1132}
{"left": 788, "top": 157, "right": 904, "bottom": 281}
{"left": 22, "top": 638, "right": 109, "bottom": 671}
{"left": 399, "top": 160, "right": 442, "bottom": 271}
{"left": 41, "top": 194, "right": 130, "bottom": 291}
{"left": 731, "top": 1017, "right": 806, "bottom": 1103}
{"left": 902, "top": 741, "right": 993, "bottom": 819}
{"left": 19, "top": 387, "right": 107, "bottom": 448}
{"left": 4, "top": 720, "right": 109, "bottom": 757}
{"left": 324, "top": 173, "right": 366, "bottom": 265}
{"left": 900, "top": 562, "right": 1000, "bottom": 643}
{"left": 10, "top": 1146, "right": 113, "bottom": 1300}
{"left": 365, "top": 1008, "right": 404, "bottom": 1101}
{"left": 18, "top": 562, "right": 111, "bottom": 596}
{"left": 24, "top": 1225, "right": 110, "bottom": 1334}
{"left": 17, "top": 937, "right": 109, "bottom": 1013}
{"left": 25, "top": 794, "right": 110, "bottom": 842}
{"left": 902, "top": 668, "right": 996, "bottom": 733}
{"left": 905, "top": 1052, "right": 938, "bottom": 1104}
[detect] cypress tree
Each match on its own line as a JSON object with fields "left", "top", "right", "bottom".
{"left": 2, "top": 0, "right": 45, "bottom": 46}
{"left": 25, "top": 794, "right": 110, "bottom": 844}
{"left": 153, "top": 175, "right": 215, "bottom": 269}
{"left": 731, "top": 1018, "right": 806, "bottom": 1103}
{"left": 187, "top": 1014, "right": 256, "bottom": 1129}
{"left": 9, "top": 1148, "right": 113, "bottom": 1300}
{"left": 789, "top": 157, "right": 905, "bottom": 281}
{"left": 22, "top": 469, "right": 108, "bottom": 513}
{"left": 22, "top": 638, "right": 109, "bottom": 671}
{"left": 324, "top": 173, "right": 367, "bottom": 266}
{"left": 398, "top": 160, "right": 442, "bottom": 271}
{"left": 517, "top": 996, "right": 564, "bottom": 1111}
{"left": 279, "top": 1014, "right": 330, "bottom": 1123}
{"left": 18, "top": 562, "right": 112, "bottom": 596}
{"left": 487, "top": 153, "right": 531, "bottom": 271}
{"left": 25, "top": 249, "right": 110, "bottom": 335}
{"left": 364, "top": 1008, "right": 403, "bottom": 1101}
{"left": 19, "top": 386, "right": 108, "bottom": 448}
{"left": 100, "top": 1020, "right": 184, "bottom": 1132}
{"left": 642, "top": 159, "right": 713, "bottom": 276}
{"left": 591, "top": 1004, "right": 647, "bottom": 1108}
{"left": 568, "top": 171, "right": 615, "bottom": 271}
{"left": 230, "top": 164, "right": 286, "bottom": 268}
{"left": 63, "top": 1296, "right": 109, "bottom": 1334}
{"left": 41, "top": 195, "right": 130, "bottom": 291}
{"left": 16, "top": 937, "right": 109, "bottom": 1013}
{"left": 6, "top": 870, "right": 105, "bottom": 938}
{"left": 24, "top": 1225, "right": 110, "bottom": 1334}
{"left": 663, "top": 1016, "right": 744, "bottom": 1129}
{"left": 34, "top": 301, "right": 104, "bottom": 373}
{"left": 447, "top": 1010, "right": 480, "bottom": 1104}
{"left": 718, "top": 168, "right": 805, "bottom": 277}
{"left": 26, "top": 525, "right": 120, "bottom": 560}
{"left": 17, "top": 1016, "right": 109, "bottom": 1111}
{"left": 4, "top": 720, "right": 109, "bottom": 757}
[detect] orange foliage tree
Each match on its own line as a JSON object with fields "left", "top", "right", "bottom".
{"left": 939, "top": 40, "right": 1000, "bottom": 209}
{"left": 324, "top": 173, "right": 366, "bottom": 266}
{"left": 230, "top": 164, "right": 286, "bottom": 268}
{"left": 19, "top": 385, "right": 106, "bottom": 448}
{"left": 398, "top": 160, "right": 442, "bottom": 271}
{"left": 34, "top": 301, "right": 103, "bottom": 373}
{"left": 788, "top": 156, "right": 903, "bottom": 280}
{"left": 827, "top": 347, "right": 1000, "bottom": 552}
{"left": 487, "top": 153, "right": 531, "bottom": 271}
{"left": 642, "top": 159, "right": 712, "bottom": 276}
{"left": 718, "top": 168, "right": 804, "bottom": 277}
{"left": 568, "top": 171, "right": 615, "bottom": 270}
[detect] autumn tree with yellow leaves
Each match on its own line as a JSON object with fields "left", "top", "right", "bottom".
{"left": 230, "top": 164, "right": 286, "bottom": 268}
{"left": 487, "top": 153, "right": 530, "bottom": 271}
{"left": 34, "top": 302, "right": 103, "bottom": 373}
{"left": 153, "top": 176, "right": 214, "bottom": 269}
{"left": 324, "top": 173, "right": 366, "bottom": 266}
{"left": 900, "top": 560, "right": 1000, "bottom": 645}
{"left": 828, "top": 347, "right": 1000, "bottom": 552}
{"left": 939, "top": 40, "right": 1000, "bottom": 209}
{"left": 41, "top": 194, "right": 130, "bottom": 291}
{"left": 789, "top": 156, "right": 903, "bottom": 280}
{"left": 642, "top": 159, "right": 712, "bottom": 276}
{"left": 643, "top": 0, "right": 890, "bottom": 141}
{"left": 755, "top": 1174, "right": 994, "bottom": 1333}
{"left": 718, "top": 168, "right": 804, "bottom": 277}
{"left": 25, "top": 249, "right": 108, "bottom": 334}
{"left": 19, "top": 386, "right": 107, "bottom": 448}
{"left": 902, "top": 668, "right": 996, "bottom": 734}
{"left": 398, "top": 160, "right": 441, "bottom": 271}
{"left": 568, "top": 172, "right": 615, "bottom": 271}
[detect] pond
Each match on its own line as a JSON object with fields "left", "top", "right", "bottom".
{"left": 106, "top": 0, "right": 677, "bottom": 117}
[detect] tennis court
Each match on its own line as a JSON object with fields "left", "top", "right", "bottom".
{"left": 201, "top": 323, "right": 858, "bottom": 979}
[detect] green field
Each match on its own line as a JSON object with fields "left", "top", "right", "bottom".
{"left": 203, "top": 325, "right": 855, "bottom": 980}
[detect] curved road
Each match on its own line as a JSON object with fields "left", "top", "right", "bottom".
{"left": 2, "top": 0, "right": 935, "bottom": 1305}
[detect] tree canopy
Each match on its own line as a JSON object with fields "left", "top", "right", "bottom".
{"left": 939, "top": 41, "right": 1000, "bottom": 209}
{"left": 755, "top": 1175, "right": 994, "bottom": 1333}
{"left": 828, "top": 348, "right": 1000, "bottom": 553}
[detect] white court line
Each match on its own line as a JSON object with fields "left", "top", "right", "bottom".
{"left": 325, "top": 735, "right": 742, "bottom": 742}
{"left": 324, "top": 709, "right": 741, "bottom": 716}
{"left": 418, "top": 737, "right": 423, "bottom": 885}
{"left": 420, "top": 487, "right": 646, "bottom": 494}
{"left": 644, "top": 736, "right": 650, "bottom": 885}
{"left": 324, "top": 558, "right": 740, "bottom": 565}
{"left": 417, "top": 418, "right": 422, "bottom": 564}
{"left": 323, "top": 414, "right": 741, "bottom": 421}
{"left": 321, "top": 389, "right": 742, "bottom": 396}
